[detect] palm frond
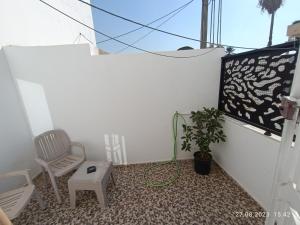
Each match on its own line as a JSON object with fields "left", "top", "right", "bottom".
{"left": 258, "top": 0, "right": 284, "bottom": 14}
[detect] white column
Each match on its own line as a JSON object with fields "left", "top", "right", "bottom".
{"left": 265, "top": 50, "right": 300, "bottom": 225}
{"left": 291, "top": 51, "right": 300, "bottom": 97}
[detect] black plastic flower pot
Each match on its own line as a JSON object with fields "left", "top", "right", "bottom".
{"left": 193, "top": 152, "right": 212, "bottom": 175}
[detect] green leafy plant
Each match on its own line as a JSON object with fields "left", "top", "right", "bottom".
{"left": 225, "top": 46, "right": 235, "bottom": 55}
{"left": 181, "top": 107, "right": 226, "bottom": 159}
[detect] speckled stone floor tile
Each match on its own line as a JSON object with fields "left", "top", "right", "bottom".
{"left": 12, "top": 160, "right": 265, "bottom": 225}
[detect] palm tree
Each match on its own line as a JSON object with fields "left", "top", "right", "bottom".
{"left": 258, "top": 0, "right": 284, "bottom": 46}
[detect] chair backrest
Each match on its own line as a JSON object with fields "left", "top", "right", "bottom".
{"left": 34, "top": 129, "right": 71, "bottom": 162}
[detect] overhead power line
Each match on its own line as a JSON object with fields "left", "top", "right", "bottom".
{"left": 80, "top": 0, "right": 297, "bottom": 51}
{"left": 209, "top": 0, "right": 222, "bottom": 46}
{"left": 79, "top": 32, "right": 94, "bottom": 45}
{"left": 78, "top": 0, "right": 203, "bottom": 44}
{"left": 39, "top": 0, "right": 219, "bottom": 59}
{"left": 40, "top": 0, "right": 296, "bottom": 56}
{"left": 73, "top": 32, "right": 95, "bottom": 45}
{"left": 73, "top": 33, "right": 81, "bottom": 44}
{"left": 78, "top": 0, "right": 256, "bottom": 50}
{"left": 96, "top": 0, "right": 194, "bottom": 45}
{"left": 116, "top": 0, "right": 191, "bottom": 53}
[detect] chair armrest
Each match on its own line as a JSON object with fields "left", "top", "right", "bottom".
{"left": 0, "top": 208, "right": 12, "bottom": 225}
{"left": 0, "top": 170, "right": 32, "bottom": 185}
{"left": 71, "top": 142, "right": 86, "bottom": 159}
{"left": 36, "top": 158, "right": 59, "bottom": 176}
{"left": 35, "top": 158, "right": 49, "bottom": 168}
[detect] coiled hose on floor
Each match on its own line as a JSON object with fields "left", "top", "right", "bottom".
{"left": 144, "top": 111, "right": 187, "bottom": 187}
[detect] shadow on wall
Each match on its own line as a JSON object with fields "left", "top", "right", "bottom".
{"left": 16, "top": 79, "right": 129, "bottom": 165}
{"left": 16, "top": 79, "right": 53, "bottom": 137}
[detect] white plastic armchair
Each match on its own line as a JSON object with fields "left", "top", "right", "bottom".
{"left": 0, "top": 207, "right": 12, "bottom": 225}
{"left": 34, "top": 129, "right": 86, "bottom": 203}
{"left": 0, "top": 170, "right": 45, "bottom": 220}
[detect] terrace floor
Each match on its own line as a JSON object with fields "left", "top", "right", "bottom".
{"left": 13, "top": 160, "right": 265, "bottom": 225}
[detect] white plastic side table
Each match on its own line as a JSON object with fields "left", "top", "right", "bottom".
{"left": 68, "top": 161, "right": 115, "bottom": 208}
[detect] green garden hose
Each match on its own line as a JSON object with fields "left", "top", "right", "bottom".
{"left": 144, "top": 111, "right": 187, "bottom": 187}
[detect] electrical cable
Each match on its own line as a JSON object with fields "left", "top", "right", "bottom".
{"left": 78, "top": 0, "right": 259, "bottom": 50}
{"left": 216, "top": 0, "right": 220, "bottom": 45}
{"left": 39, "top": 0, "right": 220, "bottom": 59}
{"left": 212, "top": 0, "right": 215, "bottom": 45}
{"left": 96, "top": 0, "right": 194, "bottom": 45}
{"left": 209, "top": 0, "right": 213, "bottom": 46}
{"left": 40, "top": 0, "right": 297, "bottom": 56}
{"left": 78, "top": 0, "right": 203, "bottom": 44}
{"left": 219, "top": 0, "right": 222, "bottom": 45}
{"left": 79, "top": 32, "right": 94, "bottom": 45}
{"left": 73, "top": 33, "right": 81, "bottom": 44}
{"left": 78, "top": 0, "right": 298, "bottom": 51}
{"left": 144, "top": 112, "right": 187, "bottom": 187}
{"left": 116, "top": 0, "right": 191, "bottom": 53}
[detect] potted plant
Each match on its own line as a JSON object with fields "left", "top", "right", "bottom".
{"left": 181, "top": 107, "right": 226, "bottom": 175}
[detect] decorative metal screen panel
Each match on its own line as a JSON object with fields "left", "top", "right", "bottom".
{"left": 218, "top": 42, "right": 299, "bottom": 136}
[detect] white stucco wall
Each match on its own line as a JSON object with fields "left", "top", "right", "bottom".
{"left": 4, "top": 44, "right": 224, "bottom": 163}
{"left": 0, "top": 0, "right": 95, "bottom": 47}
{"left": 213, "top": 117, "right": 280, "bottom": 210}
{"left": 2, "top": 44, "right": 283, "bottom": 210}
{"left": 0, "top": 49, "right": 40, "bottom": 192}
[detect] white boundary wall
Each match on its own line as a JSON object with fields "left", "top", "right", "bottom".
{"left": 4, "top": 44, "right": 224, "bottom": 163}
{"left": 213, "top": 117, "right": 280, "bottom": 210}
{"left": 0, "top": 49, "right": 40, "bottom": 192}
{"left": 2, "top": 44, "right": 281, "bottom": 210}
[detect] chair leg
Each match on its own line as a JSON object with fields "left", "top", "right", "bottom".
{"left": 95, "top": 187, "right": 107, "bottom": 208}
{"left": 0, "top": 208, "right": 12, "bottom": 225}
{"left": 48, "top": 173, "right": 61, "bottom": 203}
{"left": 68, "top": 186, "right": 76, "bottom": 209}
{"left": 34, "top": 190, "right": 47, "bottom": 210}
{"left": 111, "top": 173, "right": 116, "bottom": 186}
{"left": 41, "top": 167, "right": 47, "bottom": 188}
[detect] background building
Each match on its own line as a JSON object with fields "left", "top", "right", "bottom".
{"left": 0, "top": 0, "right": 96, "bottom": 48}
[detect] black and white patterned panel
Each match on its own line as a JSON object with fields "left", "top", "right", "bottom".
{"left": 219, "top": 46, "right": 298, "bottom": 135}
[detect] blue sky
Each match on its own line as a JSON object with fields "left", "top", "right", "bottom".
{"left": 91, "top": 0, "right": 300, "bottom": 53}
